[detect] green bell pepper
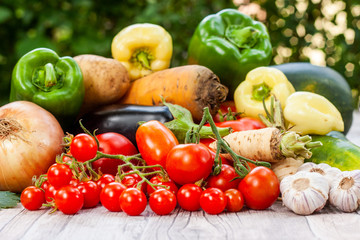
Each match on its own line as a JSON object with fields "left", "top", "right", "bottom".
{"left": 9, "top": 48, "right": 84, "bottom": 129}
{"left": 188, "top": 8, "right": 272, "bottom": 99}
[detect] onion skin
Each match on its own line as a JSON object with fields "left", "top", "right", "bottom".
{"left": 0, "top": 101, "right": 64, "bottom": 193}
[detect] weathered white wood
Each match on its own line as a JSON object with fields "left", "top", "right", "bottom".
{"left": 0, "top": 111, "right": 360, "bottom": 240}
{"left": 1, "top": 202, "right": 359, "bottom": 240}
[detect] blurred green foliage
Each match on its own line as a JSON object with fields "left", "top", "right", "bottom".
{"left": 0, "top": 0, "right": 359, "bottom": 106}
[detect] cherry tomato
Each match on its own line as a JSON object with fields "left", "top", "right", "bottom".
{"left": 92, "top": 132, "right": 138, "bottom": 176}
{"left": 120, "top": 171, "right": 147, "bottom": 193}
{"left": 77, "top": 180, "right": 100, "bottom": 208}
{"left": 200, "top": 187, "right": 226, "bottom": 215}
{"left": 70, "top": 179, "right": 80, "bottom": 187}
{"left": 166, "top": 143, "right": 213, "bottom": 185}
{"left": 100, "top": 182, "right": 126, "bottom": 212}
{"left": 177, "top": 184, "right": 203, "bottom": 211}
{"left": 224, "top": 188, "right": 244, "bottom": 212}
{"left": 70, "top": 133, "right": 98, "bottom": 162}
{"left": 96, "top": 174, "right": 115, "bottom": 191}
{"left": 238, "top": 166, "right": 280, "bottom": 210}
{"left": 149, "top": 189, "right": 177, "bottom": 215}
{"left": 44, "top": 184, "right": 57, "bottom": 203}
{"left": 41, "top": 180, "right": 50, "bottom": 192}
{"left": 206, "top": 164, "right": 241, "bottom": 192}
{"left": 47, "top": 163, "right": 73, "bottom": 189}
{"left": 55, "top": 185, "right": 84, "bottom": 215}
{"left": 119, "top": 188, "right": 147, "bottom": 216}
{"left": 146, "top": 175, "right": 178, "bottom": 196}
{"left": 136, "top": 120, "right": 178, "bottom": 168}
{"left": 20, "top": 186, "right": 45, "bottom": 210}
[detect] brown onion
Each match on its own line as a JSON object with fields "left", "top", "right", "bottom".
{"left": 0, "top": 101, "right": 64, "bottom": 192}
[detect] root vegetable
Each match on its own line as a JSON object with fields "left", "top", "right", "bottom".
{"left": 74, "top": 54, "right": 130, "bottom": 114}
{"left": 210, "top": 127, "right": 318, "bottom": 163}
{"left": 271, "top": 158, "right": 304, "bottom": 182}
{"left": 119, "top": 65, "right": 228, "bottom": 122}
{"left": 0, "top": 101, "right": 64, "bottom": 192}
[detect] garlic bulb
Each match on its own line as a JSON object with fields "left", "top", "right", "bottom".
{"left": 297, "top": 162, "right": 341, "bottom": 185}
{"left": 271, "top": 157, "right": 304, "bottom": 182}
{"left": 329, "top": 170, "right": 360, "bottom": 212}
{"left": 280, "top": 171, "right": 329, "bottom": 215}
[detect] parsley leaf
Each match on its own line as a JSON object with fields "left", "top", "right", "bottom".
{"left": 0, "top": 191, "right": 20, "bottom": 209}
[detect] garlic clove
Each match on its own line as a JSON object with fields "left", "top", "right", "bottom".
{"left": 280, "top": 171, "right": 329, "bottom": 215}
{"left": 329, "top": 170, "right": 360, "bottom": 212}
{"left": 297, "top": 162, "right": 341, "bottom": 186}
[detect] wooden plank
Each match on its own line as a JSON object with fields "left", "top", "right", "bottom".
{"left": 1, "top": 202, "right": 359, "bottom": 239}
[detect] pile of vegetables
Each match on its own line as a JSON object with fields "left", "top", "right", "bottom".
{"left": 0, "top": 8, "right": 359, "bottom": 216}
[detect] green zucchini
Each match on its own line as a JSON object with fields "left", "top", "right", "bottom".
{"left": 306, "top": 132, "right": 360, "bottom": 171}
{"left": 273, "top": 62, "right": 354, "bottom": 134}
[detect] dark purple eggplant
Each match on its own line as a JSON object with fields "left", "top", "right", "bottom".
{"left": 72, "top": 104, "right": 174, "bottom": 146}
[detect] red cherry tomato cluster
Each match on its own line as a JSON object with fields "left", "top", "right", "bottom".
{"left": 21, "top": 120, "right": 280, "bottom": 216}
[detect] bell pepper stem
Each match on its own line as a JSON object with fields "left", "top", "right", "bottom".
{"left": 44, "top": 63, "right": 57, "bottom": 88}
{"left": 225, "top": 25, "right": 260, "bottom": 49}
{"left": 252, "top": 82, "right": 272, "bottom": 102}
{"left": 32, "top": 63, "right": 58, "bottom": 92}
{"left": 136, "top": 51, "right": 151, "bottom": 70}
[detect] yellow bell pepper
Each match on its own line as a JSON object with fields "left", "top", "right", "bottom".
{"left": 284, "top": 91, "right": 344, "bottom": 135}
{"left": 234, "top": 67, "right": 295, "bottom": 119}
{"left": 111, "top": 23, "right": 173, "bottom": 81}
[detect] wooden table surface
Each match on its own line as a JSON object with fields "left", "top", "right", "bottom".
{"left": 1, "top": 112, "right": 360, "bottom": 240}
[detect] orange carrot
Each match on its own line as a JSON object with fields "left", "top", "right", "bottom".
{"left": 119, "top": 65, "right": 228, "bottom": 122}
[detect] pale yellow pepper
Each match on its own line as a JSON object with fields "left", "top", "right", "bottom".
{"left": 111, "top": 23, "right": 173, "bottom": 81}
{"left": 234, "top": 67, "right": 295, "bottom": 119}
{"left": 284, "top": 91, "right": 344, "bottom": 135}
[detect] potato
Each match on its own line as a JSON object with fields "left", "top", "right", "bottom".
{"left": 74, "top": 54, "right": 130, "bottom": 113}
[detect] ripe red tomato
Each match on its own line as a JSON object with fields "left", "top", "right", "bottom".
{"left": 206, "top": 164, "right": 241, "bottom": 192}
{"left": 136, "top": 120, "right": 178, "bottom": 168}
{"left": 70, "top": 133, "right": 98, "bottom": 162}
{"left": 224, "top": 188, "right": 244, "bottom": 212}
{"left": 200, "top": 188, "right": 226, "bottom": 215}
{"left": 119, "top": 188, "right": 147, "bottom": 216}
{"left": 120, "top": 171, "right": 147, "bottom": 193}
{"left": 100, "top": 182, "right": 126, "bottom": 212}
{"left": 44, "top": 184, "right": 57, "bottom": 203}
{"left": 21, "top": 186, "right": 45, "bottom": 211}
{"left": 41, "top": 180, "right": 50, "bottom": 191}
{"left": 77, "top": 180, "right": 100, "bottom": 208}
{"left": 177, "top": 184, "right": 203, "bottom": 211}
{"left": 55, "top": 185, "right": 84, "bottom": 215}
{"left": 238, "top": 166, "right": 280, "bottom": 210}
{"left": 146, "top": 175, "right": 178, "bottom": 196}
{"left": 96, "top": 174, "right": 115, "bottom": 190}
{"left": 166, "top": 143, "right": 213, "bottom": 185}
{"left": 149, "top": 189, "right": 177, "bottom": 215}
{"left": 47, "top": 163, "right": 73, "bottom": 189}
{"left": 92, "top": 132, "right": 138, "bottom": 176}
